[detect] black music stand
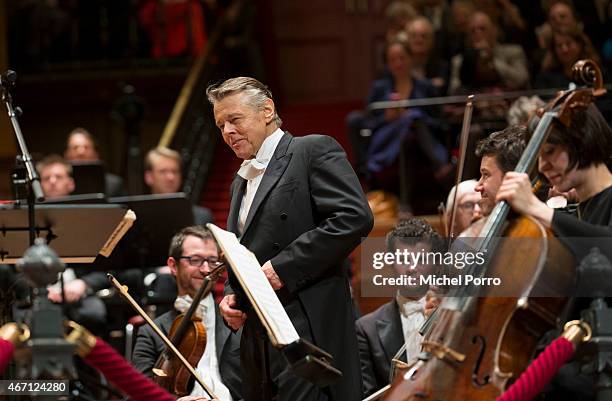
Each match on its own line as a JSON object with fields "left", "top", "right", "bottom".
{"left": 109, "top": 193, "right": 195, "bottom": 268}
{"left": 70, "top": 162, "right": 106, "bottom": 195}
{"left": 39, "top": 193, "right": 107, "bottom": 205}
{"left": 0, "top": 203, "right": 128, "bottom": 264}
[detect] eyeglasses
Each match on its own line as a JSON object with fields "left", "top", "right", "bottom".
{"left": 179, "top": 255, "right": 221, "bottom": 267}
{"left": 458, "top": 201, "right": 478, "bottom": 211}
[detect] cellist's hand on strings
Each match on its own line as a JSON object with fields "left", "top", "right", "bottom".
{"left": 424, "top": 290, "right": 440, "bottom": 317}
{"left": 496, "top": 172, "right": 554, "bottom": 228}
{"left": 219, "top": 294, "right": 247, "bottom": 330}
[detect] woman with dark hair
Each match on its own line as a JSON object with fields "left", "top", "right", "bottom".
{"left": 497, "top": 104, "right": 611, "bottom": 238}
{"left": 496, "top": 106, "right": 612, "bottom": 400}
{"left": 534, "top": 26, "right": 601, "bottom": 89}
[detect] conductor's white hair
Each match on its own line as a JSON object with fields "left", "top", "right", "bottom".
{"left": 206, "top": 76, "right": 282, "bottom": 127}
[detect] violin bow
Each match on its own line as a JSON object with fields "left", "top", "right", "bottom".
{"left": 448, "top": 95, "right": 474, "bottom": 245}
{"left": 108, "top": 274, "right": 219, "bottom": 400}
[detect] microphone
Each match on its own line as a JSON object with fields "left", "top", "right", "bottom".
{"left": 0, "top": 70, "right": 17, "bottom": 89}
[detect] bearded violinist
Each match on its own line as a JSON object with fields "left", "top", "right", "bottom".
{"left": 132, "top": 226, "right": 242, "bottom": 401}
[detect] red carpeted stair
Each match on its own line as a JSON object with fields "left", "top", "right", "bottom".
{"left": 200, "top": 143, "right": 242, "bottom": 228}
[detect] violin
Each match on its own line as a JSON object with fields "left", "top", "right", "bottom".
{"left": 151, "top": 271, "right": 212, "bottom": 396}
{"left": 383, "top": 59, "right": 606, "bottom": 401}
{"left": 110, "top": 263, "right": 226, "bottom": 399}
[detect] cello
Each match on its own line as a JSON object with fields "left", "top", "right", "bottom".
{"left": 383, "top": 59, "right": 606, "bottom": 401}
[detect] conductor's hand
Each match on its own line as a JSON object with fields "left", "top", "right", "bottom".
{"left": 48, "top": 279, "right": 88, "bottom": 303}
{"left": 262, "top": 261, "right": 284, "bottom": 290}
{"left": 220, "top": 294, "right": 247, "bottom": 330}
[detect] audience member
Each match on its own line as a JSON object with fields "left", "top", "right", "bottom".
{"left": 449, "top": 11, "right": 529, "bottom": 94}
{"left": 365, "top": 39, "right": 445, "bottom": 176}
{"left": 473, "top": 0, "right": 527, "bottom": 43}
{"left": 406, "top": 16, "right": 449, "bottom": 94}
{"left": 384, "top": 1, "right": 419, "bottom": 43}
{"left": 445, "top": 0, "right": 475, "bottom": 58}
{"left": 64, "top": 127, "right": 127, "bottom": 197}
{"left": 536, "top": 1, "right": 581, "bottom": 53}
{"left": 534, "top": 26, "right": 601, "bottom": 89}
{"left": 144, "top": 147, "right": 214, "bottom": 225}
{"left": 138, "top": 0, "right": 208, "bottom": 59}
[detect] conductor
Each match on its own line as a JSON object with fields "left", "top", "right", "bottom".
{"left": 209, "top": 77, "right": 373, "bottom": 401}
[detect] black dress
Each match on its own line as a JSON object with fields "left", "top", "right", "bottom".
{"left": 544, "top": 185, "right": 612, "bottom": 401}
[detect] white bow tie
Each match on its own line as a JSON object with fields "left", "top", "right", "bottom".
{"left": 397, "top": 296, "right": 425, "bottom": 317}
{"left": 237, "top": 158, "right": 268, "bottom": 180}
{"left": 174, "top": 295, "right": 207, "bottom": 319}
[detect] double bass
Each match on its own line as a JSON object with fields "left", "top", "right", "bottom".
{"left": 384, "top": 59, "right": 606, "bottom": 401}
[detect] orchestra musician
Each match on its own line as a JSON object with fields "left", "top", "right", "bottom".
{"left": 444, "top": 179, "right": 481, "bottom": 236}
{"left": 208, "top": 76, "right": 374, "bottom": 401}
{"left": 355, "top": 218, "right": 441, "bottom": 398}
{"left": 496, "top": 103, "right": 612, "bottom": 401}
{"left": 144, "top": 146, "right": 214, "bottom": 225}
{"left": 64, "top": 127, "right": 127, "bottom": 197}
{"left": 461, "top": 125, "right": 527, "bottom": 237}
{"left": 132, "top": 226, "right": 242, "bottom": 401}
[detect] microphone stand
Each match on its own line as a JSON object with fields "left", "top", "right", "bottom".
{"left": 1, "top": 70, "right": 45, "bottom": 246}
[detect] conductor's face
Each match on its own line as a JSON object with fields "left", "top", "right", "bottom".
{"left": 213, "top": 92, "right": 276, "bottom": 160}
{"left": 169, "top": 235, "right": 219, "bottom": 298}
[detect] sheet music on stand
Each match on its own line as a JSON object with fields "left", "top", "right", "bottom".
{"left": 207, "top": 224, "right": 299, "bottom": 347}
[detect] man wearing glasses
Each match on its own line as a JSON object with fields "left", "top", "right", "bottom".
{"left": 444, "top": 179, "right": 481, "bottom": 237}
{"left": 132, "top": 226, "right": 242, "bottom": 401}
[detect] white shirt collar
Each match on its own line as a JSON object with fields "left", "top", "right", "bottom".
{"left": 254, "top": 127, "right": 284, "bottom": 164}
{"left": 396, "top": 292, "right": 426, "bottom": 317}
{"left": 237, "top": 128, "right": 284, "bottom": 180}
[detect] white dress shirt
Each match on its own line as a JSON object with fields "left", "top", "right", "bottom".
{"left": 396, "top": 293, "right": 426, "bottom": 364}
{"left": 174, "top": 293, "right": 232, "bottom": 401}
{"left": 237, "top": 128, "right": 284, "bottom": 235}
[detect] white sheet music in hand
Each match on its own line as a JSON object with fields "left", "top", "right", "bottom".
{"left": 207, "top": 224, "right": 300, "bottom": 347}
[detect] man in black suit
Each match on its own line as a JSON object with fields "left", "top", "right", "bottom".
{"left": 144, "top": 146, "right": 214, "bottom": 225}
{"left": 132, "top": 226, "right": 241, "bottom": 401}
{"left": 208, "top": 77, "right": 373, "bottom": 401}
{"left": 356, "top": 218, "right": 441, "bottom": 397}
